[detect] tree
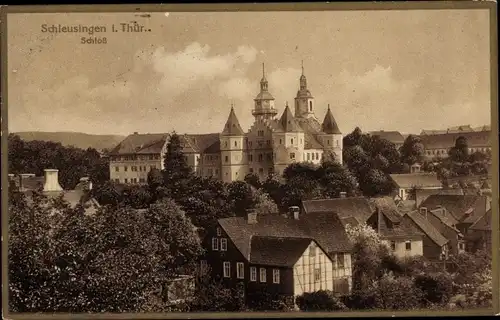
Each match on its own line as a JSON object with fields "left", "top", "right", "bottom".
{"left": 162, "top": 132, "right": 194, "bottom": 198}
{"left": 399, "top": 135, "right": 425, "bottom": 166}
{"left": 316, "top": 161, "right": 358, "bottom": 198}
{"left": 358, "top": 168, "right": 395, "bottom": 197}
{"left": 244, "top": 173, "right": 262, "bottom": 189}
{"left": 448, "top": 136, "right": 469, "bottom": 163}
{"left": 415, "top": 272, "right": 454, "bottom": 306}
{"left": 372, "top": 273, "right": 423, "bottom": 310}
{"left": 9, "top": 189, "right": 203, "bottom": 312}
{"left": 253, "top": 189, "right": 279, "bottom": 216}
{"left": 227, "top": 181, "right": 258, "bottom": 215}
{"left": 345, "top": 223, "right": 392, "bottom": 292}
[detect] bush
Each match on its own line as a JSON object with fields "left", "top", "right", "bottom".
{"left": 295, "top": 290, "right": 348, "bottom": 312}
{"left": 340, "top": 290, "right": 377, "bottom": 310}
{"left": 372, "top": 273, "right": 423, "bottom": 310}
{"left": 415, "top": 272, "right": 453, "bottom": 306}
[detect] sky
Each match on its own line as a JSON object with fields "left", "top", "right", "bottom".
{"left": 7, "top": 9, "right": 492, "bottom": 136}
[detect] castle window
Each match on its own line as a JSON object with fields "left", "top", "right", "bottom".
{"left": 115, "top": 166, "right": 119, "bottom": 172}
{"left": 258, "top": 154, "right": 263, "bottom": 162}
{"left": 279, "top": 139, "right": 282, "bottom": 144}
{"left": 336, "top": 140, "right": 339, "bottom": 147}
{"left": 267, "top": 140, "right": 271, "bottom": 146}
{"left": 124, "top": 178, "right": 128, "bottom": 183}
{"left": 291, "top": 138, "right": 294, "bottom": 144}
{"left": 290, "top": 153, "right": 296, "bottom": 160}
{"left": 234, "top": 141, "right": 237, "bottom": 147}
{"left": 307, "top": 153, "right": 310, "bottom": 161}
{"left": 225, "top": 141, "right": 228, "bottom": 148}
{"left": 327, "top": 140, "right": 330, "bottom": 145}
{"left": 267, "top": 154, "right": 272, "bottom": 161}
{"left": 225, "top": 156, "right": 229, "bottom": 163}
{"left": 309, "top": 101, "right": 313, "bottom": 112}
{"left": 249, "top": 168, "right": 254, "bottom": 173}
{"left": 316, "top": 153, "right": 319, "bottom": 160}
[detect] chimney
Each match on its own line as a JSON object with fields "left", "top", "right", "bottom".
{"left": 247, "top": 209, "right": 258, "bottom": 225}
{"left": 289, "top": 206, "right": 300, "bottom": 220}
{"left": 43, "top": 169, "right": 63, "bottom": 192}
{"left": 340, "top": 191, "right": 347, "bottom": 198}
{"left": 419, "top": 207, "right": 428, "bottom": 219}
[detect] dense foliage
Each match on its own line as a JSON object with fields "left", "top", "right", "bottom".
{"left": 8, "top": 188, "right": 203, "bottom": 312}
{"left": 8, "top": 134, "right": 109, "bottom": 189}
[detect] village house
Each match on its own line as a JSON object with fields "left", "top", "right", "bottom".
{"left": 8, "top": 169, "right": 100, "bottom": 214}
{"left": 402, "top": 211, "right": 449, "bottom": 261}
{"left": 390, "top": 173, "right": 443, "bottom": 201}
{"left": 366, "top": 206, "right": 425, "bottom": 258}
{"left": 418, "top": 194, "right": 489, "bottom": 254}
{"left": 200, "top": 206, "right": 353, "bottom": 306}
{"left": 465, "top": 208, "right": 492, "bottom": 253}
{"left": 108, "top": 64, "right": 344, "bottom": 184}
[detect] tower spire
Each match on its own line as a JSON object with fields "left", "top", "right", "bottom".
{"left": 262, "top": 63, "right": 265, "bottom": 78}
{"left": 301, "top": 60, "right": 304, "bottom": 75}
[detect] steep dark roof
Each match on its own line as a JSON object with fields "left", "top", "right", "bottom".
{"left": 369, "top": 197, "right": 402, "bottom": 216}
{"left": 249, "top": 236, "right": 313, "bottom": 267}
{"left": 419, "top": 130, "right": 491, "bottom": 149}
{"left": 469, "top": 209, "right": 492, "bottom": 231}
{"left": 373, "top": 209, "right": 424, "bottom": 239}
{"left": 304, "top": 132, "right": 324, "bottom": 149}
{"left": 297, "top": 117, "right": 322, "bottom": 134}
{"left": 340, "top": 216, "right": 360, "bottom": 228}
{"left": 404, "top": 211, "right": 449, "bottom": 247}
{"left": 110, "top": 133, "right": 168, "bottom": 155}
{"left": 302, "top": 197, "right": 374, "bottom": 224}
{"left": 279, "top": 105, "right": 303, "bottom": 132}
{"left": 321, "top": 106, "right": 341, "bottom": 134}
{"left": 110, "top": 133, "right": 221, "bottom": 155}
{"left": 221, "top": 107, "right": 245, "bottom": 136}
{"left": 419, "top": 194, "right": 487, "bottom": 221}
{"left": 390, "top": 173, "right": 442, "bottom": 189}
{"left": 369, "top": 131, "right": 405, "bottom": 144}
{"left": 218, "top": 211, "right": 352, "bottom": 263}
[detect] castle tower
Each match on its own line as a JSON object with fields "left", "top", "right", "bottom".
{"left": 294, "top": 60, "right": 316, "bottom": 119}
{"left": 252, "top": 63, "right": 278, "bottom": 121}
{"left": 220, "top": 105, "right": 247, "bottom": 182}
{"left": 318, "top": 104, "right": 343, "bottom": 164}
{"left": 273, "top": 102, "right": 305, "bottom": 175}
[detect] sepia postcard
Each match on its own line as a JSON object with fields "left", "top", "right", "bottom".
{"left": 1, "top": 2, "right": 498, "bottom": 318}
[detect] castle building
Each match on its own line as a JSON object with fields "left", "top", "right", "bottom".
{"left": 109, "top": 63, "right": 343, "bottom": 184}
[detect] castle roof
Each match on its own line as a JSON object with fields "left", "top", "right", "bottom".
{"left": 279, "top": 104, "right": 303, "bottom": 132}
{"left": 369, "top": 131, "right": 405, "bottom": 144}
{"left": 321, "top": 105, "right": 341, "bottom": 134}
{"left": 419, "top": 130, "right": 491, "bottom": 149}
{"left": 254, "top": 91, "right": 275, "bottom": 100}
{"left": 221, "top": 107, "right": 245, "bottom": 136}
{"left": 110, "top": 133, "right": 168, "bottom": 155}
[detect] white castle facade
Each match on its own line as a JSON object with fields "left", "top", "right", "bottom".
{"left": 109, "top": 64, "right": 343, "bottom": 184}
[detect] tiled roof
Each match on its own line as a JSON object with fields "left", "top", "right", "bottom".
{"left": 304, "top": 132, "right": 324, "bottom": 149}
{"left": 110, "top": 132, "right": 221, "bottom": 155}
{"left": 369, "top": 131, "right": 405, "bottom": 144}
{"left": 374, "top": 209, "right": 424, "bottom": 239}
{"left": 341, "top": 216, "right": 360, "bottom": 228}
{"left": 428, "top": 208, "right": 460, "bottom": 228}
{"left": 419, "top": 130, "right": 491, "bottom": 149}
{"left": 221, "top": 107, "right": 245, "bottom": 136}
{"left": 469, "top": 209, "right": 492, "bottom": 231}
{"left": 390, "top": 173, "right": 442, "bottom": 189}
{"left": 302, "top": 197, "right": 375, "bottom": 224}
{"left": 110, "top": 133, "right": 168, "bottom": 155}
{"left": 297, "top": 118, "right": 323, "bottom": 134}
{"left": 321, "top": 106, "right": 341, "bottom": 134}
{"left": 405, "top": 211, "right": 449, "bottom": 247}
{"left": 249, "top": 236, "right": 313, "bottom": 267}
{"left": 218, "top": 211, "right": 352, "bottom": 263}
{"left": 419, "top": 194, "right": 487, "bottom": 221}
{"left": 415, "top": 188, "right": 464, "bottom": 205}
{"left": 369, "top": 197, "right": 402, "bottom": 214}
{"left": 279, "top": 105, "right": 303, "bottom": 132}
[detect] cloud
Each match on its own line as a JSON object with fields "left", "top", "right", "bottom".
{"left": 217, "top": 77, "right": 254, "bottom": 102}
{"left": 148, "top": 42, "right": 258, "bottom": 98}
{"left": 267, "top": 67, "right": 302, "bottom": 108}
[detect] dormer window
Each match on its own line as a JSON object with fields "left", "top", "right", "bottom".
{"left": 419, "top": 207, "right": 427, "bottom": 215}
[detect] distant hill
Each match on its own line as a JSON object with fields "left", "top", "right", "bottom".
{"left": 12, "top": 131, "right": 126, "bottom": 152}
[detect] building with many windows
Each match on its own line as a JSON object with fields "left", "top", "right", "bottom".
{"left": 108, "top": 63, "right": 343, "bottom": 184}
{"left": 199, "top": 206, "right": 353, "bottom": 305}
